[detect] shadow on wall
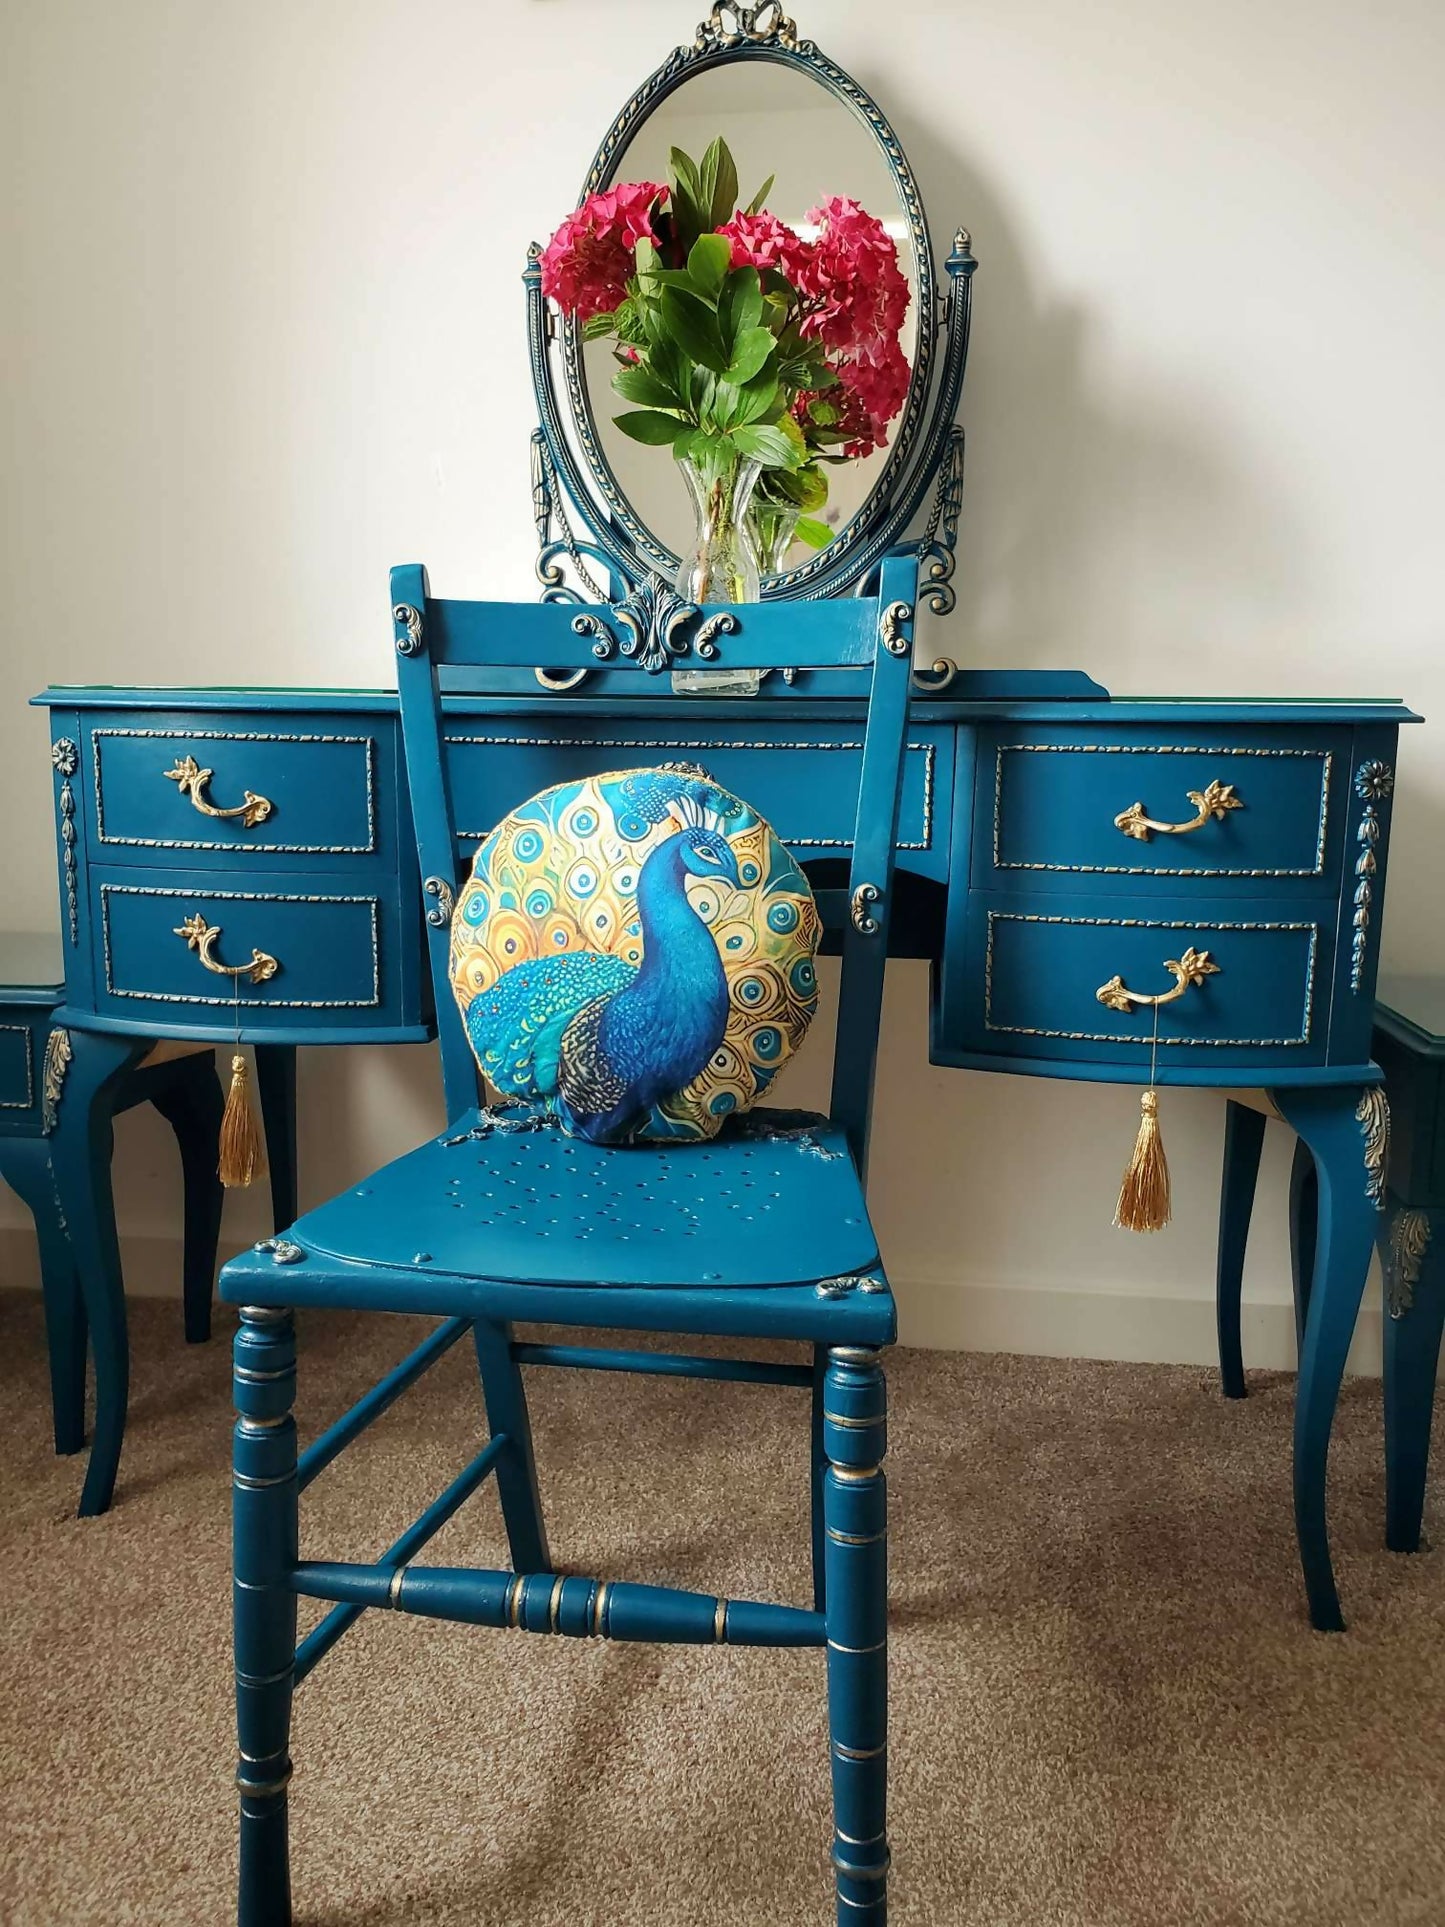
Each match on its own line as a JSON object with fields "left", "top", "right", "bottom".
{"left": 882, "top": 109, "right": 1303, "bottom": 685}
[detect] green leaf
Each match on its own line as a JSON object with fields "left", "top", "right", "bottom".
{"left": 807, "top": 399, "right": 840, "bottom": 426}
{"left": 612, "top": 363, "right": 681, "bottom": 409}
{"left": 733, "top": 369, "right": 782, "bottom": 427}
{"left": 673, "top": 425, "right": 703, "bottom": 461}
{"left": 613, "top": 409, "right": 688, "bottom": 445}
{"left": 582, "top": 312, "right": 617, "bottom": 341}
{"left": 796, "top": 515, "right": 832, "bottom": 549}
{"left": 701, "top": 135, "right": 740, "bottom": 228}
{"left": 719, "top": 265, "right": 762, "bottom": 343}
{"left": 710, "top": 378, "right": 744, "bottom": 432}
{"left": 794, "top": 462, "right": 830, "bottom": 511}
{"left": 732, "top": 422, "right": 804, "bottom": 469}
{"left": 687, "top": 232, "right": 732, "bottom": 301}
{"left": 660, "top": 284, "right": 730, "bottom": 373}
{"left": 724, "top": 325, "right": 775, "bottom": 387}
{"left": 744, "top": 172, "right": 776, "bottom": 217}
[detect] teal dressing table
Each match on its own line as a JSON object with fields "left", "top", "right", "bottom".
{"left": 34, "top": 676, "right": 1420, "bottom": 1628}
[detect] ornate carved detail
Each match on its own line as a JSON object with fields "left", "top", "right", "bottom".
{"left": 163, "top": 754, "right": 273, "bottom": 829}
{"left": 1096, "top": 946, "right": 1220, "bottom": 1014}
{"left": 1351, "top": 760, "right": 1393, "bottom": 992}
{"left": 694, "top": 3, "right": 803, "bottom": 52}
{"left": 1114, "top": 779, "right": 1244, "bottom": 843}
{"left": 51, "top": 739, "right": 79, "bottom": 945}
{"left": 816, "top": 1273, "right": 888, "bottom": 1298}
{"left": 879, "top": 601, "right": 913, "bottom": 656}
{"left": 917, "top": 423, "right": 965, "bottom": 620}
{"left": 1386, "top": 1209, "right": 1431, "bottom": 1319}
{"left": 1356, "top": 1085, "right": 1390, "bottom": 1208}
{"left": 173, "top": 913, "right": 280, "bottom": 986}
{"left": 423, "top": 876, "right": 455, "bottom": 929}
{"left": 571, "top": 573, "right": 734, "bottom": 675}
{"left": 41, "top": 1026, "right": 72, "bottom": 1135}
{"left": 850, "top": 881, "right": 882, "bottom": 936}
{"left": 254, "top": 1236, "right": 305, "bottom": 1265}
{"left": 392, "top": 602, "right": 423, "bottom": 656}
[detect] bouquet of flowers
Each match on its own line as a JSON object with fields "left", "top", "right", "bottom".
{"left": 540, "top": 136, "right": 911, "bottom": 598}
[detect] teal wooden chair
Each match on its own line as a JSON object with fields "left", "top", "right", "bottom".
{"left": 218, "top": 556, "right": 918, "bottom": 1926}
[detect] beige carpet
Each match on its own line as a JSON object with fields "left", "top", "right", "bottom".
{"left": 1, "top": 1289, "right": 1442, "bottom": 1927}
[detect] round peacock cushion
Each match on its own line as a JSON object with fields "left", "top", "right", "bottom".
{"left": 449, "top": 763, "right": 820, "bottom": 1145}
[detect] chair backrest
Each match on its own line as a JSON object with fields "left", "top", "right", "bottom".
{"left": 391, "top": 553, "right": 919, "bottom": 1175}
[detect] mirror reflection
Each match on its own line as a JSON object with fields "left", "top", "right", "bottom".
{"left": 562, "top": 60, "right": 920, "bottom": 584}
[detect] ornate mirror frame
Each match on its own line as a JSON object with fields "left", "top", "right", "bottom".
{"left": 526, "top": 4, "right": 976, "bottom": 636}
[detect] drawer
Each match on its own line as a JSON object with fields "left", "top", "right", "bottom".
{"left": 980, "top": 727, "right": 1348, "bottom": 892}
{"left": 86, "top": 716, "right": 387, "bottom": 863}
{"left": 92, "top": 872, "right": 417, "bottom": 1034}
{"left": 940, "top": 892, "right": 1330, "bottom": 1070}
{"left": 443, "top": 723, "right": 952, "bottom": 881}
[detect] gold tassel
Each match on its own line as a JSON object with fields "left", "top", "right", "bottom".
{"left": 1114, "top": 1088, "right": 1171, "bottom": 1232}
{"left": 219, "top": 1052, "right": 268, "bottom": 1189}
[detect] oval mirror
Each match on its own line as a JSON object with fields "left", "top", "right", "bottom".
{"left": 533, "top": 13, "right": 950, "bottom": 605}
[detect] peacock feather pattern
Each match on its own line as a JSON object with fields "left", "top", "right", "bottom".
{"left": 450, "top": 766, "right": 820, "bottom": 1144}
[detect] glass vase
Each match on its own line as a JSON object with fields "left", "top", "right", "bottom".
{"left": 674, "top": 450, "right": 762, "bottom": 603}
{"left": 748, "top": 498, "right": 803, "bottom": 577}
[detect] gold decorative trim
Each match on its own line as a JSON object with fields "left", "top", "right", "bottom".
{"left": 591, "top": 1580, "right": 610, "bottom": 1637}
{"left": 423, "top": 876, "right": 455, "bottom": 929}
{"left": 823, "top": 1412, "right": 887, "bottom": 1431}
{"left": 173, "top": 913, "right": 279, "bottom": 986}
{"left": 879, "top": 600, "right": 913, "bottom": 656}
{"left": 547, "top": 1575, "right": 566, "bottom": 1633}
{"left": 849, "top": 881, "right": 882, "bottom": 936}
{"left": 833, "top": 1740, "right": 887, "bottom": 1762}
{"left": 231, "top": 1468, "right": 297, "bottom": 1491}
{"left": 992, "top": 744, "right": 1332, "bottom": 877}
{"left": 828, "top": 1465, "right": 881, "bottom": 1484}
{"left": 1387, "top": 1210, "right": 1432, "bottom": 1319}
{"left": 1113, "top": 778, "right": 1243, "bottom": 842}
{"left": 1350, "top": 760, "right": 1394, "bottom": 993}
{"left": 695, "top": 3, "right": 799, "bottom": 51}
{"left": 100, "top": 886, "right": 382, "bottom": 1009}
{"left": 714, "top": 1597, "right": 727, "bottom": 1643}
{"left": 983, "top": 912, "right": 1319, "bottom": 1046}
{"left": 0, "top": 1025, "right": 37, "bottom": 1114}
{"left": 235, "top": 1765, "right": 293, "bottom": 1800}
{"left": 448, "top": 735, "right": 938, "bottom": 852}
{"left": 1356, "top": 1086, "right": 1389, "bottom": 1209}
{"left": 92, "top": 729, "right": 378, "bottom": 854}
{"left": 392, "top": 602, "right": 423, "bottom": 655}
{"left": 163, "top": 754, "right": 272, "bottom": 829}
{"left": 828, "top": 1636, "right": 887, "bottom": 1654}
{"left": 52, "top": 739, "right": 80, "bottom": 944}
{"left": 505, "top": 1576, "right": 524, "bottom": 1628}
{"left": 1096, "top": 947, "right": 1220, "bottom": 1014}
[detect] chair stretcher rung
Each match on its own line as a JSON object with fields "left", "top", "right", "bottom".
{"left": 511, "top": 1341, "right": 813, "bottom": 1390}
{"left": 292, "top": 1430, "right": 508, "bottom": 1684}
{"left": 297, "top": 1316, "right": 472, "bottom": 1492}
{"left": 290, "top": 1561, "right": 826, "bottom": 1649}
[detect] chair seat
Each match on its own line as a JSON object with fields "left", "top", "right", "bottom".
{"left": 222, "top": 1105, "right": 885, "bottom": 1300}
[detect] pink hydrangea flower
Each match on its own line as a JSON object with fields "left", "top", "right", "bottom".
{"left": 717, "top": 209, "right": 811, "bottom": 286}
{"left": 836, "top": 334, "right": 912, "bottom": 440}
{"left": 800, "top": 196, "right": 911, "bottom": 356}
{"left": 539, "top": 181, "right": 667, "bottom": 323}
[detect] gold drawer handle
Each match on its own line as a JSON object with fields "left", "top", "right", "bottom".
{"left": 1113, "top": 778, "right": 1241, "bottom": 842}
{"left": 1097, "top": 946, "right": 1219, "bottom": 1014}
{"left": 163, "top": 755, "right": 273, "bottom": 829}
{"left": 173, "top": 914, "right": 279, "bottom": 986}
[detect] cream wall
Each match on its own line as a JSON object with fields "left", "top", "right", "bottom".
{"left": 2, "top": 0, "right": 1441, "bottom": 1371}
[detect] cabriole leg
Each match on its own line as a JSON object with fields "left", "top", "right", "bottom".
{"left": 474, "top": 1320, "right": 549, "bottom": 1573}
{"left": 1217, "top": 1100, "right": 1266, "bottom": 1398}
{"left": 1381, "top": 1203, "right": 1444, "bottom": 1553}
{"left": 0, "top": 1138, "right": 87, "bottom": 1455}
{"left": 255, "top": 1046, "right": 298, "bottom": 1236}
{"left": 149, "top": 1054, "right": 226, "bottom": 1345}
{"left": 1289, "top": 1135, "right": 1319, "bottom": 1354}
{"left": 823, "top": 1345, "right": 888, "bottom": 1924}
{"left": 233, "top": 1306, "right": 298, "bottom": 1927}
{"left": 1272, "top": 1085, "right": 1385, "bottom": 1632}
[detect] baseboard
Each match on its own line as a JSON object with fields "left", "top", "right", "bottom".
{"left": 0, "top": 1229, "right": 1383, "bottom": 1378}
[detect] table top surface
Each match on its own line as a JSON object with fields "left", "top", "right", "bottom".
{"left": 1376, "top": 975, "right": 1445, "bottom": 1055}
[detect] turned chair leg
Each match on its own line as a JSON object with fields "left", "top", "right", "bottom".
{"left": 811, "top": 1344, "right": 828, "bottom": 1613}
{"left": 823, "top": 1345, "right": 889, "bottom": 1924}
{"left": 472, "top": 1320, "right": 549, "bottom": 1573}
{"left": 1217, "top": 1100, "right": 1266, "bottom": 1398}
{"left": 233, "top": 1306, "right": 298, "bottom": 1927}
